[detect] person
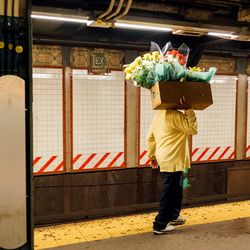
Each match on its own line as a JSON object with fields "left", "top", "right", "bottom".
{"left": 146, "top": 97, "right": 198, "bottom": 235}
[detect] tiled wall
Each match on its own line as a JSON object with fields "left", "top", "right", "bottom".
{"left": 32, "top": 68, "right": 64, "bottom": 174}
{"left": 192, "top": 76, "right": 237, "bottom": 162}
{"left": 31, "top": 68, "right": 244, "bottom": 173}
{"left": 72, "top": 70, "right": 125, "bottom": 170}
{"left": 139, "top": 88, "right": 156, "bottom": 165}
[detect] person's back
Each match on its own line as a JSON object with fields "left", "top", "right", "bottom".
{"left": 146, "top": 108, "right": 198, "bottom": 235}
{"left": 147, "top": 109, "right": 197, "bottom": 172}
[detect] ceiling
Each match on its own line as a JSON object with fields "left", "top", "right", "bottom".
{"left": 31, "top": 0, "right": 250, "bottom": 61}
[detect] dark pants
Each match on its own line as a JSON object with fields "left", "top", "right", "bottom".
{"left": 153, "top": 171, "right": 184, "bottom": 230}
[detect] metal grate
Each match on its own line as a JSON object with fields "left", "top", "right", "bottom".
{"left": 72, "top": 70, "right": 125, "bottom": 170}
{"left": 33, "top": 67, "right": 64, "bottom": 174}
{"left": 192, "top": 76, "right": 237, "bottom": 162}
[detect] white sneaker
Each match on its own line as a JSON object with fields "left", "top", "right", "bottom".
{"left": 153, "top": 223, "right": 175, "bottom": 235}
{"left": 170, "top": 215, "right": 186, "bottom": 225}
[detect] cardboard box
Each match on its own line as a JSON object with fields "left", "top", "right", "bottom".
{"left": 150, "top": 81, "right": 213, "bottom": 110}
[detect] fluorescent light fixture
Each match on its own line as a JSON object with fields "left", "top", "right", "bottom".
{"left": 208, "top": 32, "right": 238, "bottom": 39}
{"left": 87, "top": 20, "right": 95, "bottom": 26}
{"left": 31, "top": 14, "right": 89, "bottom": 24}
{"left": 115, "top": 22, "right": 172, "bottom": 32}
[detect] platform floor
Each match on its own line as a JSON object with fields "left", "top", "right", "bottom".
{"left": 35, "top": 200, "right": 250, "bottom": 250}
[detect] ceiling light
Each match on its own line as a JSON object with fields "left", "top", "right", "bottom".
{"left": 173, "top": 29, "right": 204, "bottom": 36}
{"left": 115, "top": 22, "right": 172, "bottom": 32}
{"left": 31, "top": 14, "right": 89, "bottom": 24}
{"left": 208, "top": 32, "right": 238, "bottom": 39}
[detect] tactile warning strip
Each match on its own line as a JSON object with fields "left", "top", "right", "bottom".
{"left": 34, "top": 200, "right": 250, "bottom": 249}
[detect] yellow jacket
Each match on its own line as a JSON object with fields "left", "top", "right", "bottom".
{"left": 146, "top": 109, "right": 198, "bottom": 172}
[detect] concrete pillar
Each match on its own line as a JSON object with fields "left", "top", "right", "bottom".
{"left": 235, "top": 74, "right": 248, "bottom": 159}
{"left": 64, "top": 67, "right": 73, "bottom": 172}
{"left": 125, "top": 50, "right": 140, "bottom": 167}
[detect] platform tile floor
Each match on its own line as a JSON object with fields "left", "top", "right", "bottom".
{"left": 34, "top": 200, "right": 250, "bottom": 249}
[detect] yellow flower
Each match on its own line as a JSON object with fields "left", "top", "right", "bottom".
{"left": 129, "top": 63, "right": 136, "bottom": 70}
{"left": 189, "top": 66, "right": 202, "bottom": 72}
{"left": 134, "top": 59, "right": 141, "bottom": 67}
{"left": 134, "top": 56, "right": 142, "bottom": 65}
{"left": 143, "top": 53, "right": 152, "bottom": 61}
{"left": 152, "top": 51, "right": 159, "bottom": 55}
{"left": 124, "top": 67, "right": 132, "bottom": 74}
{"left": 125, "top": 74, "right": 133, "bottom": 80}
{"left": 152, "top": 51, "right": 159, "bottom": 57}
{"left": 151, "top": 51, "right": 163, "bottom": 61}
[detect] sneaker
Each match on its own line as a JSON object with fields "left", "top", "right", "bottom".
{"left": 170, "top": 215, "right": 186, "bottom": 225}
{"left": 153, "top": 224, "right": 175, "bottom": 235}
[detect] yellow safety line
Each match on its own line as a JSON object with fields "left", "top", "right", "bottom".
{"left": 34, "top": 200, "right": 250, "bottom": 250}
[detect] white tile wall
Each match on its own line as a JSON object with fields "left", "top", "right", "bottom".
{"left": 32, "top": 68, "right": 240, "bottom": 173}
{"left": 72, "top": 70, "right": 125, "bottom": 170}
{"left": 32, "top": 68, "right": 64, "bottom": 174}
{"left": 139, "top": 88, "right": 156, "bottom": 165}
{"left": 192, "top": 76, "right": 237, "bottom": 161}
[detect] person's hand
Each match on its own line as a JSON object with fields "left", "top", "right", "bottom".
{"left": 179, "top": 96, "right": 185, "bottom": 105}
{"left": 150, "top": 159, "right": 158, "bottom": 169}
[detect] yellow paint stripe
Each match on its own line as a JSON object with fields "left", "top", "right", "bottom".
{"left": 34, "top": 200, "right": 250, "bottom": 250}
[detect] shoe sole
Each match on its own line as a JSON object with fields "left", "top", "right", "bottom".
{"left": 153, "top": 231, "right": 172, "bottom": 235}
{"left": 169, "top": 221, "right": 185, "bottom": 225}
{"left": 153, "top": 229, "right": 175, "bottom": 235}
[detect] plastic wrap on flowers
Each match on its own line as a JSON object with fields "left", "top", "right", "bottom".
{"left": 154, "top": 61, "right": 186, "bottom": 82}
{"left": 183, "top": 67, "right": 217, "bottom": 83}
{"left": 124, "top": 41, "right": 217, "bottom": 89}
{"left": 177, "top": 43, "right": 190, "bottom": 67}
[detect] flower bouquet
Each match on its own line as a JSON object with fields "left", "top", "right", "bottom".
{"left": 124, "top": 41, "right": 217, "bottom": 89}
